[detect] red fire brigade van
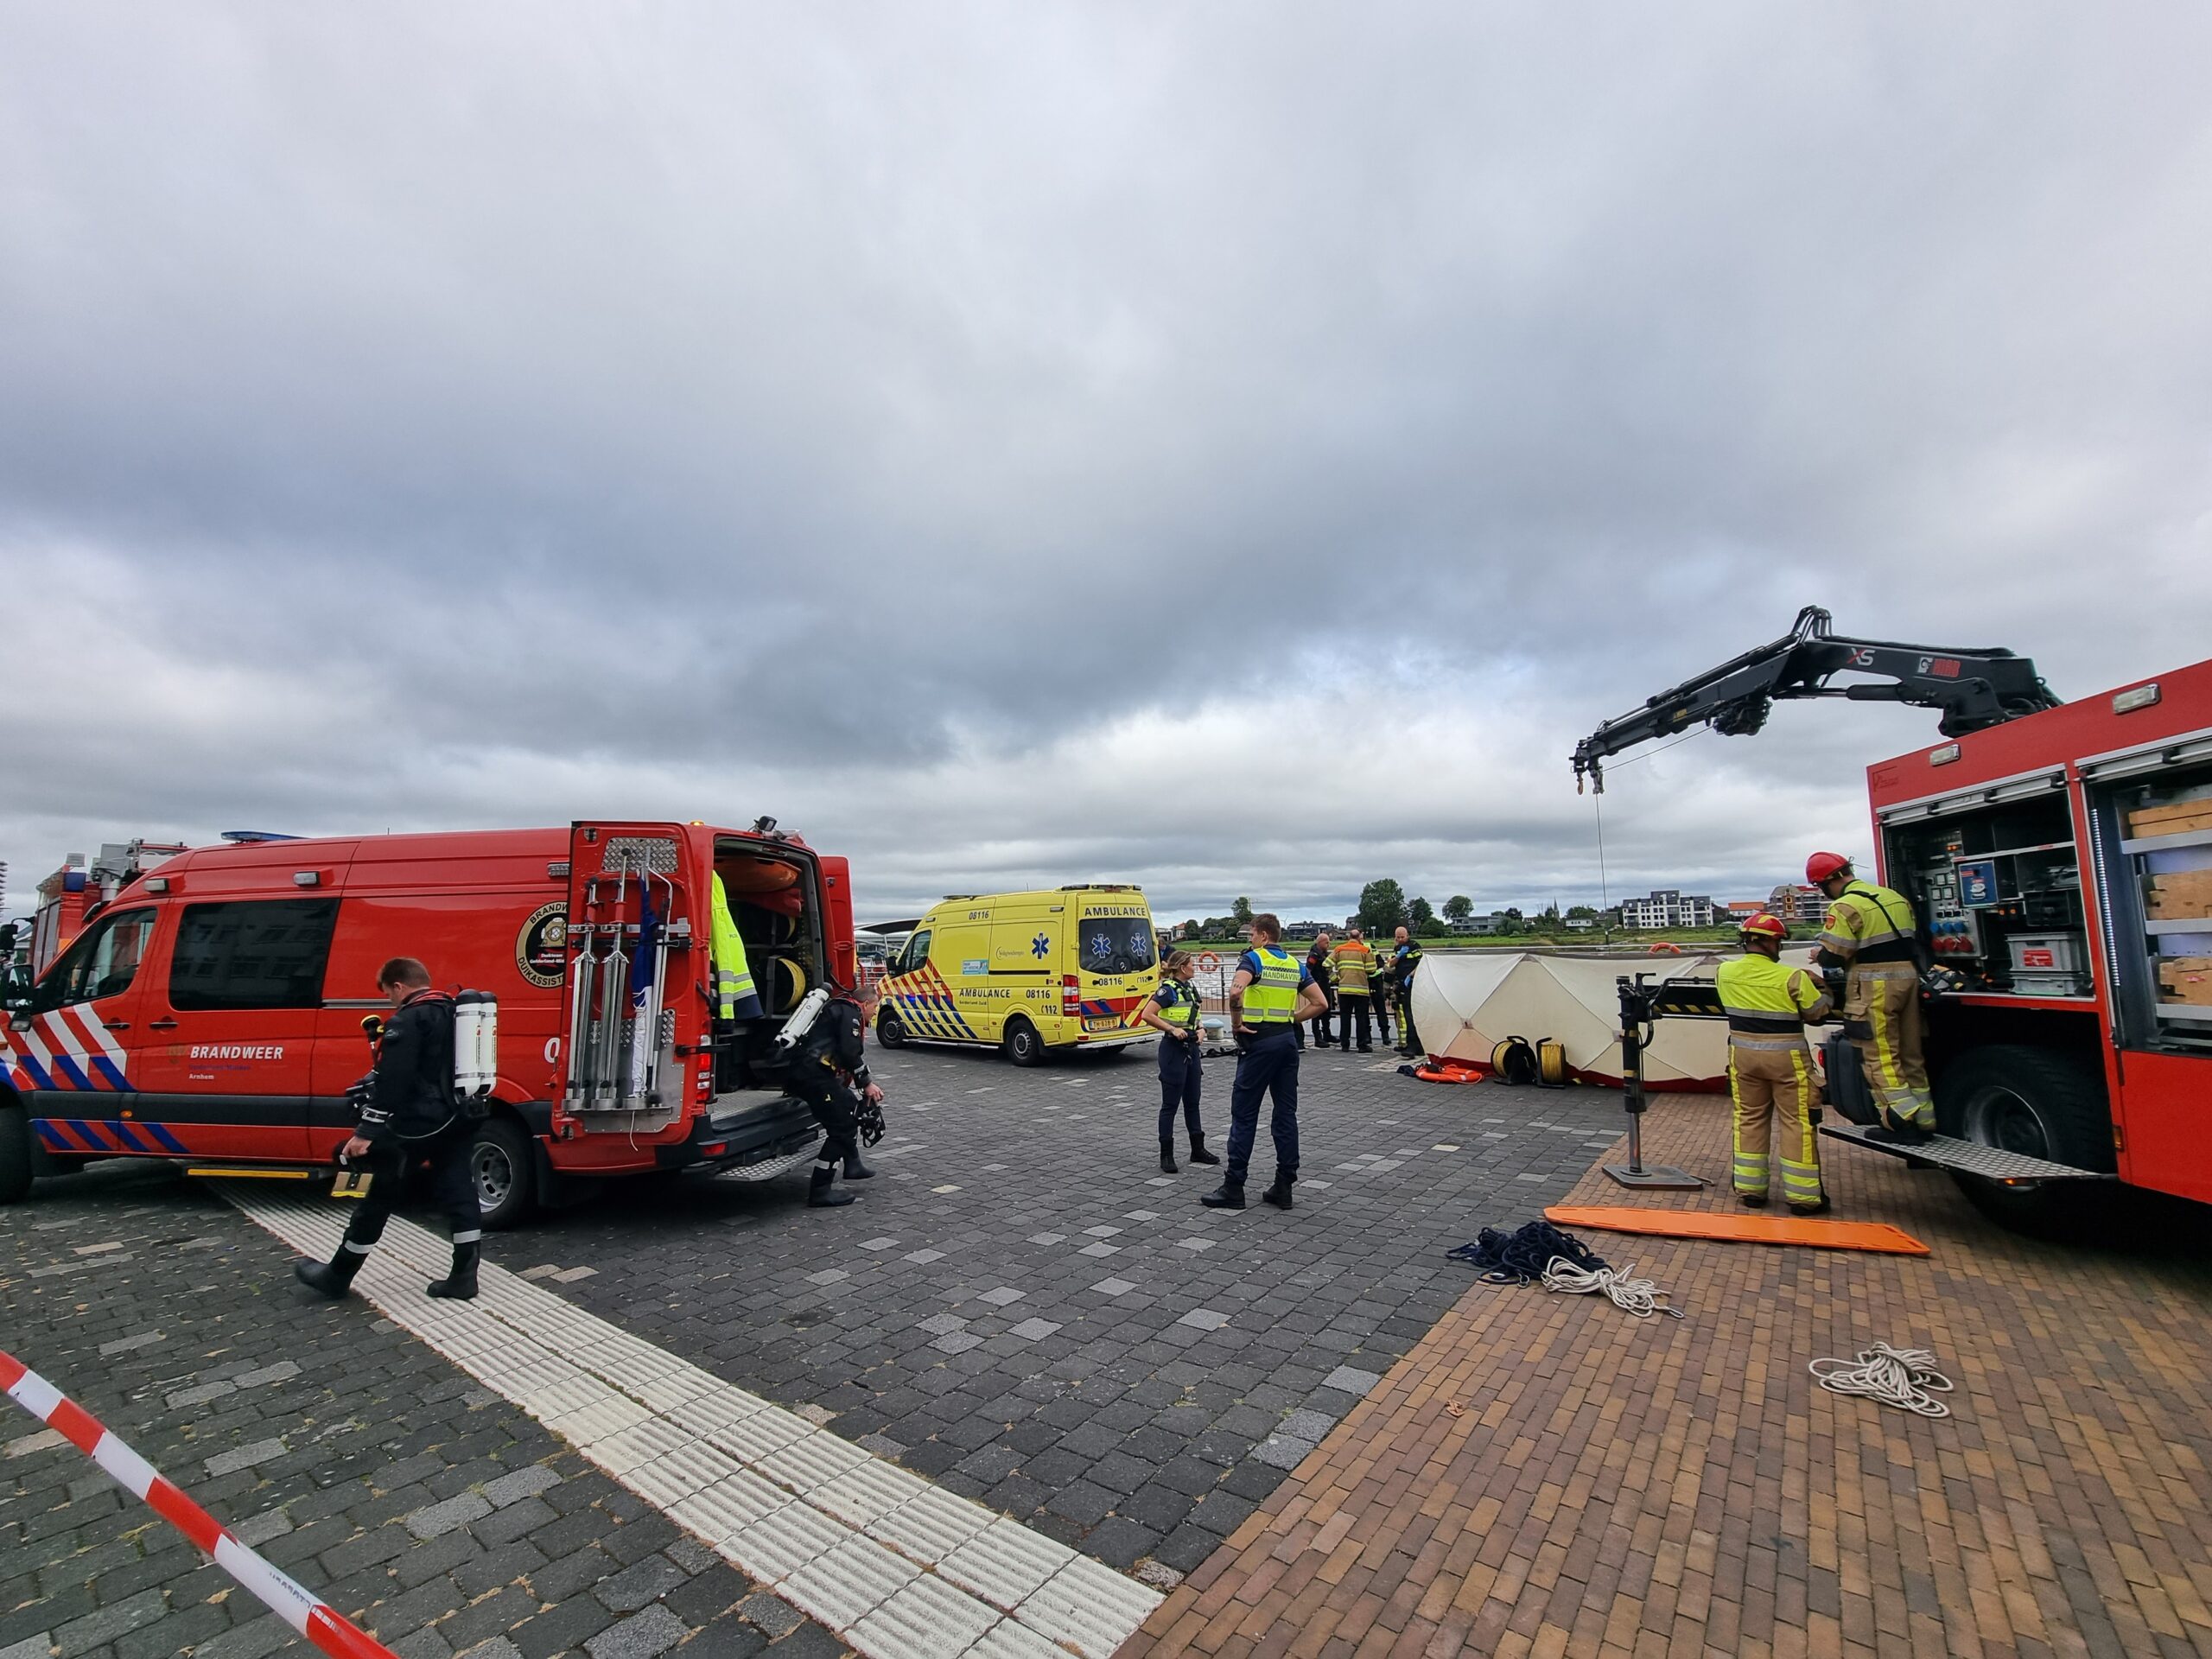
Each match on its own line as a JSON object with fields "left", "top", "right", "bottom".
{"left": 0, "top": 819, "right": 857, "bottom": 1227}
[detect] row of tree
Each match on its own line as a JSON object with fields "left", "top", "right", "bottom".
{"left": 1175, "top": 884, "right": 1606, "bottom": 942}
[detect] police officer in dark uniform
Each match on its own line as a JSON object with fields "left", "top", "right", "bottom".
{"left": 295, "top": 958, "right": 483, "bottom": 1301}
{"left": 780, "top": 983, "right": 886, "bottom": 1209}
{"left": 1386, "top": 926, "right": 1425, "bottom": 1056}
{"left": 1203, "top": 913, "right": 1327, "bottom": 1212}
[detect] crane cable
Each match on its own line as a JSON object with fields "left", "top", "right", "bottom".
{"left": 1590, "top": 727, "right": 1709, "bottom": 914}
{"left": 1808, "top": 1344, "right": 1955, "bottom": 1417}
{"left": 1539, "top": 1255, "right": 1686, "bottom": 1319}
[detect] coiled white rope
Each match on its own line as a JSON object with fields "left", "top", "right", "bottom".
{"left": 1808, "top": 1344, "right": 1955, "bottom": 1417}
{"left": 1540, "top": 1255, "right": 1686, "bottom": 1319}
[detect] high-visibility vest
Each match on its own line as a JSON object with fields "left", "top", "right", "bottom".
{"left": 1150, "top": 978, "right": 1203, "bottom": 1031}
{"left": 1715, "top": 954, "right": 1832, "bottom": 1051}
{"left": 1819, "top": 882, "right": 1919, "bottom": 966}
{"left": 1242, "top": 945, "right": 1304, "bottom": 1025}
{"left": 1331, "top": 942, "right": 1374, "bottom": 994}
{"left": 709, "top": 874, "right": 764, "bottom": 1020}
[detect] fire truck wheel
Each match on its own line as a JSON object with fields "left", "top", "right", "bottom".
{"left": 468, "top": 1118, "right": 536, "bottom": 1230}
{"left": 875, "top": 1007, "right": 908, "bottom": 1048}
{"left": 0, "top": 1105, "right": 32, "bottom": 1203}
{"left": 1003, "top": 1017, "right": 1046, "bottom": 1067}
{"left": 1937, "top": 1045, "right": 2113, "bottom": 1235}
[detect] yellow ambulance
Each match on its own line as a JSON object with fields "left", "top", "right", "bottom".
{"left": 874, "top": 886, "right": 1158, "bottom": 1065}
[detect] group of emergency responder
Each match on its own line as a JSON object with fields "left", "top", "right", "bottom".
{"left": 1716, "top": 849, "right": 1934, "bottom": 1214}
{"left": 1296, "top": 926, "right": 1424, "bottom": 1055}
{"left": 291, "top": 843, "right": 1931, "bottom": 1299}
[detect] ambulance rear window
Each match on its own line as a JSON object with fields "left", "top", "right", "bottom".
{"left": 169, "top": 899, "right": 340, "bottom": 1012}
{"left": 1078, "top": 918, "right": 1155, "bottom": 978}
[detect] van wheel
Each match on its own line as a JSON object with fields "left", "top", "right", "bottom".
{"left": 876, "top": 1007, "right": 908, "bottom": 1048}
{"left": 470, "top": 1119, "right": 537, "bottom": 1230}
{"left": 0, "top": 1107, "right": 32, "bottom": 1204}
{"left": 1004, "top": 1018, "right": 1046, "bottom": 1067}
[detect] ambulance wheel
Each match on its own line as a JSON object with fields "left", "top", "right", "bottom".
{"left": 1003, "top": 1018, "right": 1046, "bottom": 1067}
{"left": 876, "top": 1007, "right": 908, "bottom": 1048}
{"left": 469, "top": 1119, "right": 536, "bottom": 1230}
{"left": 0, "top": 1106, "right": 32, "bottom": 1203}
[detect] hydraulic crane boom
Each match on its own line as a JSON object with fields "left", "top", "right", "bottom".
{"left": 1570, "top": 607, "right": 2060, "bottom": 792}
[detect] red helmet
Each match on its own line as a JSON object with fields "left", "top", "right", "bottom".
{"left": 1805, "top": 851, "right": 1852, "bottom": 885}
{"left": 1740, "top": 912, "right": 1788, "bottom": 943}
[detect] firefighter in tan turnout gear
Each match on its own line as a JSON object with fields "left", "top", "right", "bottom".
{"left": 1808, "top": 851, "right": 1934, "bottom": 1145}
{"left": 1715, "top": 913, "right": 1834, "bottom": 1213}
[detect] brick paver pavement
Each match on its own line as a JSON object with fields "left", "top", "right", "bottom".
{"left": 1120, "top": 1095, "right": 2212, "bottom": 1659}
{"left": 2, "top": 1166, "right": 847, "bottom": 1659}
{"left": 480, "top": 1046, "right": 1618, "bottom": 1579}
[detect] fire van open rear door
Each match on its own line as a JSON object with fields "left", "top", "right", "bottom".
{"left": 562, "top": 823, "right": 697, "bottom": 1125}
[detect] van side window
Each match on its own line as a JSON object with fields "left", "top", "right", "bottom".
{"left": 30, "top": 908, "right": 159, "bottom": 1011}
{"left": 168, "top": 899, "right": 341, "bottom": 1012}
{"left": 897, "top": 931, "right": 931, "bottom": 975}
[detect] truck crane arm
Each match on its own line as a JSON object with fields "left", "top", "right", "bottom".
{"left": 1570, "top": 607, "right": 2060, "bottom": 792}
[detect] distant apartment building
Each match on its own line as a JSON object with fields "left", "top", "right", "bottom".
{"left": 1618, "top": 889, "right": 1719, "bottom": 929}
{"left": 1447, "top": 911, "right": 1520, "bottom": 936}
{"left": 1766, "top": 883, "right": 1827, "bottom": 925}
{"left": 1724, "top": 901, "right": 1765, "bottom": 924}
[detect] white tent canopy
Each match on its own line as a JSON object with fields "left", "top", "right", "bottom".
{"left": 1410, "top": 950, "right": 1829, "bottom": 1091}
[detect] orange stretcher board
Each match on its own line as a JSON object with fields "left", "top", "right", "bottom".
{"left": 1546, "top": 1205, "right": 1930, "bottom": 1256}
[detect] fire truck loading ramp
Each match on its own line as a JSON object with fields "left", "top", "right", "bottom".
{"left": 1544, "top": 1202, "right": 1932, "bottom": 1255}
{"left": 1820, "top": 1120, "right": 2120, "bottom": 1182}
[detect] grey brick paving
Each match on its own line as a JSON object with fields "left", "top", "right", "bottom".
{"left": 482, "top": 1047, "right": 1619, "bottom": 1573}
{"left": 0, "top": 1167, "right": 850, "bottom": 1659}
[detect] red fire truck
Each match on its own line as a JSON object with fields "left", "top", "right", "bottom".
{"left": 0, "top": 819, "right": 857, "bottom": 1226}
{"left": 1575, "top": 611, "right": 2212, "bottom": 1226}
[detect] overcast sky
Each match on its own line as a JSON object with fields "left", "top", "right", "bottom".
{"left": 3, "top": 3, "right": 2208, "bottom": 927}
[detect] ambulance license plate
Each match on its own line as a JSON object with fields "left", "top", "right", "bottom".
{"left": 1084, "top": 1017, "right": 1123, "bottom": 1033}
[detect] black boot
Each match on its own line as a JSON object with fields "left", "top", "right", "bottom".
{"left": 1160, "top": 1143, "right": 1179, "bottom": 1173}
{"left": 843, "top": 1148, "right": 874, "bottom": 1180}
{"left": 1737, "top": 1191, "right": 1768, "bottom": 1209}
{"left": 294, "top": 1244, "right": 365, "bottom": 1299}
{"left": 809, "top": 1164, "right": 857, "bottom": 1208}
{"left": 1201, "top": 1181, "right": 1245, "bottom": 1210}
{"left": 1262, "top": 1172, "right": 1295, "bottom": 1210}
{"left": 428, "top": 1239, "right": 480, "bottom": 1300}
{"left": 1186, "top": 1135, "right": 1220, "bottom": 1166}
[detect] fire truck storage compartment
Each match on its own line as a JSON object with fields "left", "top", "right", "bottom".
{"left": 1878, "top": 776, "right": 2086, "bottom": 995}
{"left": 2096, "top": 749, "right": 2212, "bottom": 1052}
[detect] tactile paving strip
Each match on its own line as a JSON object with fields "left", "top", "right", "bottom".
{"left": 222, "top": 1187, "right": 1162, "bottom": 1659}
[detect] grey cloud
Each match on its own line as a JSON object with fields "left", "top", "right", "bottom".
{"left": 3, "top": 3, "right": 2209, "bottom": 920}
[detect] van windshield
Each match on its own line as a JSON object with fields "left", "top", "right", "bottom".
{"left": 1078, "top": 918, "right": 1155, "bottom": 978}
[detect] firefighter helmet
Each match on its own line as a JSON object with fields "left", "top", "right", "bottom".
{"left": 1739, "top": 912, "right": 1788, "bottom": 944}
{"left": 1805, "top": 851, "right": 1852, "bottom": 886}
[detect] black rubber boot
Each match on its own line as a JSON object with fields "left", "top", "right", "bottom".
{"left": 427, "top": 1241, "right": 480, "bottom": 1300}
{"left": 1789, "top": 1198, "right": 1832, "bottom": 1217}
{"left": 809, "top": 1164, "right": 857, "bottom": 1208}
{"left": 294, "top": 1246, "right": 365, "bottom": 1299}
{"left": 1160, "top": 1143, "right": 1179, "bottom": 1174}
{"left": 1262, "top": 1173, "right": 1294, "bottom": 1211}
{"left": 843, "top": 1149, "right": 874, "bottom": 1180}
{"left": 1737, "top": 1191, "right": 1768, "bottom": 1209}
{"left": 1187, "top": 1135, "right": 1220, "bottom": 1166}
{"left": 1200, "top": 1181, "right": 1245, "bottom": 1210}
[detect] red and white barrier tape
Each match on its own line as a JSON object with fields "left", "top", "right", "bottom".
{"left": 2, "top": 1347, "right": 396, "bottom": 1659}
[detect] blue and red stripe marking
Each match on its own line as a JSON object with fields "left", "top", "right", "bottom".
{"left": 34, "top": 1119, "right": 191, "bottom": 1155}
